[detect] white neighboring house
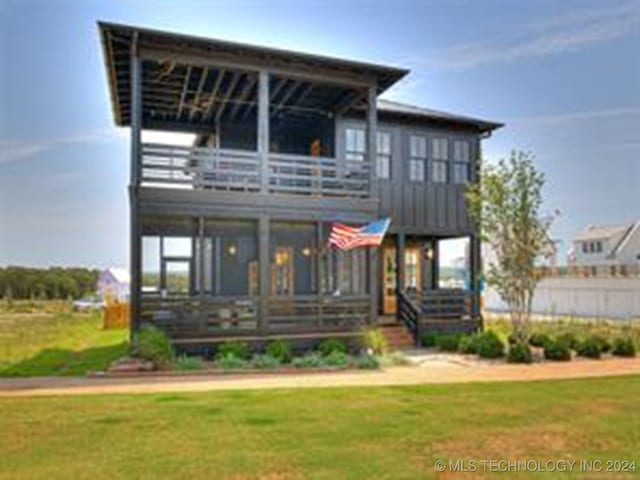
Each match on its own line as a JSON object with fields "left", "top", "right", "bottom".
{"left": 97, "top": 267, "right": 131, "bottom": 301}
{"left": 571, "top": 220, "right": 640, "bottom": 266}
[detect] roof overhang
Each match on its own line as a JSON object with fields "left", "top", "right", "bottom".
{"left": 98, "top": 21, "right": 409, "bottom": 128}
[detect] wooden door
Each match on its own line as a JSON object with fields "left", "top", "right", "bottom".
{"left": 271, "top": 246, "right": 294, "bottom": 296}
{"left": 382, "top": 247, "right": 397, "bottom": 314}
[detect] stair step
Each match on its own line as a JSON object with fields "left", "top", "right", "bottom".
{"left": 380, "top": 325, "right": 415, "bottom": 348}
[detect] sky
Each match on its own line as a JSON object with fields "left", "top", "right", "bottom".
{"left": 0, "top": 0, "right": 639, "bottom": 269}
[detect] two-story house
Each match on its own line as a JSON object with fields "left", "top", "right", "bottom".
{"left": 99, "top": 22, "right": 503, "bottom": 347}
{"left": 571, "top": 221, "right": 640, "bottom": 267}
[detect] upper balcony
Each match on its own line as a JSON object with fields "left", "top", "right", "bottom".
{"left": 99, "top": 22, "right": 409, "bottom": 203}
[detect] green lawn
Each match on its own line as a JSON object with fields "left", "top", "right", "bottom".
{"left": 1, "top": 376, "right": 639, "bottom": 479}
{"left": 0, "top": 304, "right": 128, "bottom": 376}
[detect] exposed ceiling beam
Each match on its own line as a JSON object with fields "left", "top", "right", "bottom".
{"left": 241, "top": 76, "right": 287, "bottom": 121}
{"left": 214, "top": 71, "right": 241, "bottom": 123}
{"left": 270, "top": 80, "right": 303, "bottom": 116}
{"left": 201, "top": 69, "right": 227, "bottom": 122}
{"left": 188, "top": 67, "right": 209, "bottom": 121}
{"left": 176, "top": 66, "right": 192, "bottom": 120}
{"left": 228, "top": 75, "right": 257, "bottom": 121}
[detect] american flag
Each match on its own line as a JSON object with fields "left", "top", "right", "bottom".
{"left": 328, "top": 218, "right": 391, "bottom": 250}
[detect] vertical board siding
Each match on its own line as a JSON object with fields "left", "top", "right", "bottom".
{"left": 339, "top": 117, "right": 479, "bottom": 234}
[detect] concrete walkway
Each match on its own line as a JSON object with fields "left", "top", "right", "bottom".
{"left": 2, "top": 354, "right": 640, "bottom": 397}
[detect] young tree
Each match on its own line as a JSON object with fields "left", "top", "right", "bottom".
{"left": 466, "top": 151, "right": 554, "bottom": 342}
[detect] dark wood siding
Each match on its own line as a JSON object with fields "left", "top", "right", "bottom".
{"left": 337, "top": 117, "right": 479, "bottom": 236}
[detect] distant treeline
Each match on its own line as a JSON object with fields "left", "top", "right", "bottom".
{"left": 0, "top": 267, "right": 100, "bottom": 300}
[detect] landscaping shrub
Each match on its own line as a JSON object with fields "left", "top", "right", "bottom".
{"left": 265, "top": 339, "right": 293, "bottom": 363}
{"left": 529, "top": 332, "right": 551, "bottom": 348}
{"left": 362, "top": 328, "right": 388, "bottom": 356}
{"left": 576, "top": 336, "right": 603, "bottom": 359}
{"left": 324, "top": 350, "right": 350, "bottom": 367}
{"left": 292, "top": 353, "right": 326, "bottom": 368}
{"left": 612, "top": 337, "right": 636, "bottom": 358}
{"left": 250, "top": 354, "right": 281, "bottom": 369}
{"left": 458, "top": 335, "right": 480, "bottom": 354}
{"left": 436, "top": 333, "right": 462, "bottom": 352}
{"left": 592, "top": 335, "right": 612, "bottom": 353}
{"left": 317, "top": 338, "right": 347, "bottom": 356}
{"left": 557, "top": 332, "right": 580, "bottom": 350}
{"left": 134, "top": 325, "right": 174, "bottom": 369}
{"left": 476, "top": 331, "right": 505, "bottom": 359}
{"left": 544, "top": 339, "right": 572, "bottom": 361}
{"left": 174, "top": 354, "right": 203, "bottom": 371}
{"left": 420, "top": 332, "right": 438, "bottom": 347}
{"left": 216, "top": 341, "right": 249, "bottom": 360}
{"left": 216, "top": 353, "right": 247, "bottom": 369}
{"left": 507, "top": 343, "right": 533, "bottom": 364}
{"left": 353, "top": 354, "right": 381, "bottom": 370}
{"left": 507, "top": 333, "right": 517, "bottom": 345}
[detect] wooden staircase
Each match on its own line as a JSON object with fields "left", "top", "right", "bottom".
{"left": 379, "top": 323, "right": 415, "bottom": 349}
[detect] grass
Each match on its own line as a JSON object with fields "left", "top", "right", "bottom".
{"left": 0, "top": 302, "right": 128, "bottom": 376}
{"left": 1, "top": 376, "right": 639, "bottom": 479}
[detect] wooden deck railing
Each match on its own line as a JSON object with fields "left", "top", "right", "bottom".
{"left": 141, "top": 143, "right": 261, "bottom": 191}
{"left": 140, "top": 143, "right": 371, "bottom": 198}
{"left": 140, "top": 293, "right": 369, "bottom": 338}
{"left": 268, "top": 152, "right": 370, "bottom": 198}
{"left": 268, "top": 294, "right": 369, "bottom": 333}
{"left": 418, "top": 289, "right": 470, "bottom": 319}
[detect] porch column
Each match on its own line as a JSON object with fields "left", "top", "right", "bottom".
{"left": 258, "top": 215, "right": 270, "bottom": 334}
{"left": 258, "top": 70, "right": 270, "bottom": 192}
{"left": 366, "top": 84, "right": 379, "bottom": 324}
{"left": 396, "top": 233, "right": 406, "bottom": 293}
{"left": 129, "top": 40, "right": 142, "bottom": 342}
{"left": 470, "top": 234, "right": 483, "bottom": 327}
{"left": 431, "top": 239, "right": 439, "bottom": 290}
{"left": 316, "top": 222, "right": 324, "bottom": 327}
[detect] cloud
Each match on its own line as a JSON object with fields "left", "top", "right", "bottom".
{"left": 512, "top": 107, "right": 640, "bottom": 125}
{"left": 411, "top": 3, "right": 640, "bottom": 71}
{"left": 0, "top": 129, "right": 127, "bottom": 165}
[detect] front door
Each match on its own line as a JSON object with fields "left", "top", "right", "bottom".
{"left": 381, "top": 245, "right": 422, "bottom": 315}
{"left": 271, "top": 246, "right": 294, "bottom": 296}
{"left": 382, "top": 247, "right": 397, "bottom": 314}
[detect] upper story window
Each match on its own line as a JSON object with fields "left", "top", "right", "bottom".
{"left": 345, "top": 128, "right": 366, "bottom": 162}
{"left": 409, "top": 135, "right": 427, "bottom": 181}
{"left": 431, "top": 137, "right": 448, "bottom": 183}
{"left": 583, "top": 240, "right": 603, "bottom": 254}
{"left": 377, "top": 131, "right": 391, "bottom": 179}
{"left": 453, "top": 140, "right": 471, "bottom": 183}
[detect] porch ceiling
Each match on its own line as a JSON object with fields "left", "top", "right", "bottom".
{"left": 99, "top": 21, "right": 408, "bottom": 129}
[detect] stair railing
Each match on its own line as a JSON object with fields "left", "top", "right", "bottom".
{"left": 396, "top": 289, "right": 421, "bottom": 345}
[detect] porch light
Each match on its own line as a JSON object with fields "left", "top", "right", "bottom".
{"left": 302, "top": 247, "right": 311, "bottom": 257}
{"left": 228, "top": 244, "right": 237, "bottom": 256}
{"left": 426, "top": 247, "right": 434, "bottom": 260}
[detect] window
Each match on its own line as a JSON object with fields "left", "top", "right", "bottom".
{"left": 582, "top": 242, "right": 588, "bottom": 254}
{"left": 345, "top": 128, "right": 366, "bottom": 162}
{"left": 409, "top": 135, "right": 427, "bottom": 181}
{"left": 453, "top": 140, "right": 471, "bottom": 183}
{"left": 431, "top": 137, "right": 448, "bottom": 183}
{"left": 376, "top": 131, "right": 391, "bottom": 179}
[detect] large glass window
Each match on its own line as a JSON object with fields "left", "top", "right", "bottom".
{"left": 409, "top": 135, "right": 427, "bottom": 181}
{"left": 345, "top": 128, "right": 366, "bottom": 162}
{"left": 201, "top": 220, "right": 258, "bottom": 296}
{"left": 453, "top": 140, "right": 471, "bottom": 183}
{"left": 376, "top": 131, "right": 391, "bottom": 179}
{"left": 271, "top": 222, "right": 316, "bottom": 296}
{"left": 431, "top": 137, "right": 448, "bottom": 183}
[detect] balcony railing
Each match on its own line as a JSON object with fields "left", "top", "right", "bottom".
{"left": 140, "top": 143, "right": 371, "bottom": 198}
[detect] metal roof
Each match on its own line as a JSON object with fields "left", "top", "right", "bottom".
{"left": 376, "top": 99, "right": 504, "bottom": 132}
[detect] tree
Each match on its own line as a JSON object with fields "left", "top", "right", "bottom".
{"left": 466, "top": 151, "right": 554, "bottom": 342}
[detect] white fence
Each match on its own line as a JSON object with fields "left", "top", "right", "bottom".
{"left": 484, "top": 277, "right": 640, "bottom": 320}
